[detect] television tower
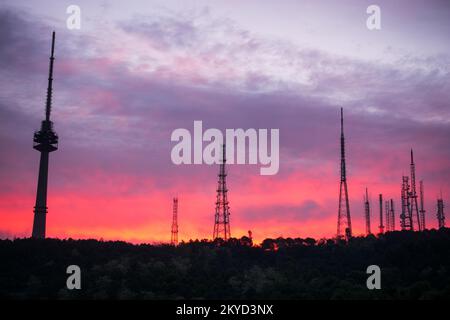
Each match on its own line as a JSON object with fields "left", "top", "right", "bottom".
{"left": 437, "top": 192, "right": 445, "bottom": 229}
{"left": 378, "top": 194, "right": 384, "bottom": 234}
{"left": 409, "top": 149, "right": 422, "bottom": 231}
{"left": 170, "top": 197, "right": 178, "bottom": 245}
{"left": 32, "top": 31, "right": 59, "bottom": 239}
{"left": 213, "top": 144, "right": 231, "bottom": 240}
{"left": 419, "top": 180, "right": 426, "bottom": 230}
{"left": 364, "top": 188, "right": 371, "bottom": 236}
{"left": 337, "top": 108, "right": 352, "bottom": 240}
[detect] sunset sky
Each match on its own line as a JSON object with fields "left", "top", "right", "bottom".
{"left": 0, "top": 0, "right": 449, "bottom": 243}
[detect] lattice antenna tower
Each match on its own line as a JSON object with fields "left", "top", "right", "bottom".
{"left": 400, "top": 176, "right": 413, "bottom": 230}
{"left": 213, "top": 144, "right": 231, "bottom": 240}
{"left": 171, "top": 197, "right": 179, "bottom": 245}
{"left": 419, "top": 180, "right": 426, "bottom": 230}
{"left": 378, "top": 194, "right": 384, "bottom": 234}
{"left": 337, "top": 108, "right": 352, "bottom": 240}
{"left": 364, "top": 188, "right": 371, "bottom": 236}
{"left": 409, "top": 150, "right": 422, "bottom": 231}
{"left": 437, "top": 191, "right": 445, "bottom": 229}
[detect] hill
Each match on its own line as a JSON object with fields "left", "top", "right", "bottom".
{"left": 1, "top": 229, "right": 450, "bottom": 299}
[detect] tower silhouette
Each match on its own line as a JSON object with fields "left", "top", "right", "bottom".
{"left": 171, "top": 197, "right": 178, "bottom": 245}
{"left": 419, "top": 180, "right": 426, "bottom": 230}
{"left": 378, "top": 194, "right": 384, "bottom": 234}
{"left": 388, "top": 199, "right": 395, "bottom": 231}
{"left": 400, "top": 176, "right": 413, "bottom": 230}
{"left": 409, "top": 149, "right": 422, "bottom": 231}
{"left": 385, "top": 200, "right": 390, "bottom": 232}
{"left": 437, "top": 195, "right": 445, "bottom": 229}
{"left": 384, "top": 199, "right": 395, "bottom": 231}
{"left": 337, "top": 108, "right": 352, "bottom": 239}
{"left": 364, "top": 187, "right": 371, "bottom": 236}
{"left": 213, "top": 144, "right": 231, "bottom": 240}
{"left": 32, "top": 31, "right": 59, "bottom": 239}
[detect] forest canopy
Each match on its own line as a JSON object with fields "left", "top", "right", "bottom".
{"left": 0, "top": 229, "right": 449, "bottom": 299}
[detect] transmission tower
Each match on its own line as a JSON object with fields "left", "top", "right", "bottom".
{"left": 385, "top": 200, "right": 391, "bottom": 232}
{"left": 364, "top": 188, "right": 371, "bottom": 236}
{"left": 389, "top": 199, "right": 395, "bottom": 231}
{"left": 409, "top": 149, "right": 422, "bottom": 231}
{"left": 419, "top": 180, "right": 426, "bottom": 230}
{"left": 32, "top": 32, "right": 59, "bottom": 239}
{"left": 337, "top": 108, "right": 352, "bottom": 240}
{"left": 378, "top": 194, "right": 384, "bottom": 234}
{"left": 171, "top": 197, "right": 178, "bottom": 245}
{"left": 437, "top": 196, "right": 445, "bottom": 229}
{"left": 213, "top": 144, "right": 231, "bottom": 240}
{"left": 400, "top": 176, "right": 413, "bottom": 230}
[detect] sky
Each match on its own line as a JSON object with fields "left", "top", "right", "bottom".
{"left": 0, "top": 0, "right": 449, "bottom": 244}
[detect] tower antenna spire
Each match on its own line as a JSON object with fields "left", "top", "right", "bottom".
{"left": 45, "top": 31, "right": 56, "bottom": 121}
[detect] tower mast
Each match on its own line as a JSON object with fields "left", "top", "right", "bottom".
{"left": 364, "top": 188, "right": 371, "bottom": 236}
{"left": 389, "top": 199, "right": 395, "bottom": 231}
{"left": 409, "top": 149, "right": 422, "bottom": 231}
{"left": 437, "top": 192, "right": 445, "bottom": 229}
{"left": 385, "top": 200, "right": 390, "bottom": 232}
{"left": 400, "top": 176, "right": 414, "bottom": 231}
{"left": 213, "top": 144, "right": 231, "bottom": 240}
{"left": 32, "top": 31, "right": 59, "bottom": 239}
{"left": 378, "top": 194, "right": 384, "bottom": 234}
{"left": 400, "top": 176, "right": 413, "bottom": 231}
{"left": 171, "top": 197, "right": 179, "bottom": 245}
{"left": 419, "top": 180, "right": 426, "bottom": 230}
{"left": 337, "top": 108, "right": 352, "bottom": 239}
